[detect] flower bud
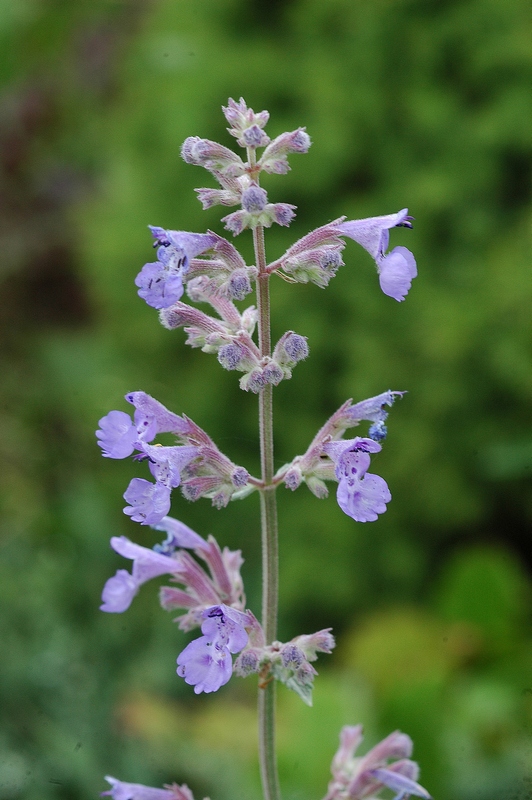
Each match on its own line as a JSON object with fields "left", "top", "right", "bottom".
{"left": 231, "top": 466, "right": 250, "bottom": 487}
{"left": 258, "top": 128, "right": 311, "bottom": 174}
{"left": 281, "top": 643, "right": 305, "bottom": 668}
{"left": 239, "top": 368, "right": 266, "bottom": 394}
{"left": 368, "top": 421, "right": 387, "bottom": 441}
{"left": 282, "top": 245, "right": 344, "bottom": 287}
{"left": 195, "top": 186, "right": 240, "bottom": 209}
{"left": 241, "top": 183, "right": 268, "bottom": 213}
{"left": 222, "top": 97, "right": 270, "bottom": 143}
{"left": 261, "top": 360, "right": 284, "bottom": 386}
{"left": 217, "top": 341, "right": 259, "bottom": 373}
{"left": 271, "top": 203, "right": 297, "bottom": 227}
{"left": 284, "top": 465, "right": 303, "bottom": 491}
{"left": 233, "top": 648, "right": 262, "bottom": 676}
{"left": 181, "top": 136, "right": 246, "bottom": 178}
{"left": 306, "top": 475, "right": 329, "bottom": 499}
{"left": 228, "top": 268, "right": 253, "bottom": 300}
{"left": 241, "top": 124, "right": 270, "bottom": 148}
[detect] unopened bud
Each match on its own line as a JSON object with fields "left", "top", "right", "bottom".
{"left": 241, "top": 183, "right": 268, "bottom": 213}
{"left": 306, "top": 476, "right": 329, "bottom": 499}
{"left": 368, "top": 421, "right": 387, "bottom": 441}
{"left": 259, "top": 129, "right": 311, "bottom": 174}
{"left": 293, "top": 629, "right": 335, "bottom": 660}
{"left": 234, "top": 648, "right": 261, "bottom": 676}
{"left": 242, "top": 125, "right": 270, "bottom": 148}
{"left": 195, "top": 187, "right": 240, "bottom": 209}
{"left": 281, "top": 644, "right": 305, "bottom": 668}
{"left": 228, "top": 269, "right": 253, "bottom": 301}
{"left": 218, "top": 343, "right": 246, "bottom": 371}
{"left": 240, "top": 368, "right": 266, "bottom": 394}
{"left": 284, "top": 466, "right": 302, "bottom": 491}
{"left": 222, "top": 98, "right": 270, "bottom": 141}
{"left": 231, "top": 467, "right": 249, "bottom": 488}
{"left": 261, "top": 361, "right": 284, "bottom": 386}
{"left": 181, "top": 136, "right": 246, "bottom": 178}
{"left": 272, "top": 331, "right": 309, "bottom": 379}
{"left": 284, "top": 333, "right": 309, "bottom": 362}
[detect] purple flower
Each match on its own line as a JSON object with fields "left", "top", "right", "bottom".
{"left": 135, "top": 228, "right": 217, "bottom": 309}
{"left": 100, "top": 536, "right": 184, "bottom": 613}
{"left": 102, "top": 776, "right": 195, "bottom": 800}
{"left": 335, "top": 209, "right": 417, "bottom": 301}
{"left": 123, "top": 478, "right": 172, "bottom": 526}
{"left": 177, "top": 604, "right": 249, "bottom": 693}
{"left": 153, "top": 515, "right": 209, "bottom": 552}
{"left": 324, "top": 726, "right": 431, "bottom": 800}
{"left": 323, "top": 437, "right": 391, "bottom": 522}
{"left": 96, "top": 410, "right": 141, "bottom": 459}
{"left": 96, "top": 393, "right": 199, "bottom": 525}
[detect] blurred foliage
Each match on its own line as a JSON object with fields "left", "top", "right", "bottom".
{"left": 1, "top": 0, "right": 531, "bottom": 799}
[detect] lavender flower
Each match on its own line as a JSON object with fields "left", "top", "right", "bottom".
{"left": 177, "top": 604, "right": 250, "bottom": 693}
{"left": 100, "top": 536, "right": 185, "bottom": 613}
{"left": 101, "top": 517, "right": 247, "bottom": 634}
{"left": 324, "top": 726, "right": 431, "bottom": 800}
{"left": 123, "top": 478, "right": 173, "bottom": 526}
{"left": 135, "top": 227, "right": 218, "bottom": 309}
{"left": 323, "top": 437, "right": 391, "bottom": 522}
{"left": 102, "top": 776, "right": 198, "bottom": 800}
{"left": 335, "top": 210, "right": 417, "bottom": 301}
{"left": 97, "top": 392, "right": 251, "bottom": 521}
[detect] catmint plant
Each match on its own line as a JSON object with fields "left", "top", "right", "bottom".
{"left": 97, "top": 98, "right": 430, "bottom": 800}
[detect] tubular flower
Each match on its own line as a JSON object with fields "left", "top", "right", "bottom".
{"left": 335, "top": 210, "right": 416, "bottom": 301}
{"left": 324, "top": 726, "right": 431, "bottom": 800}
{"left": 101, "top": 515, "right": 247, "bottom": 633}
{"left": 177, "top": 604, "right": 252, "bottom": 693}
{"left": 102, "top": 776, "right": 202, "bottom": 800}
{"left": 135, "top": 227, "right": 218, "bottom": 309}
{"left": 96, "top": 392, "right": 250, "bottom": 523}
{"left": 323, "top": 437, "right": 391, "bottom": 522}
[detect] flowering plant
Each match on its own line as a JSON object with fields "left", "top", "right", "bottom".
{"left": 97, "top": 98, "right": 430, "bottom": 800}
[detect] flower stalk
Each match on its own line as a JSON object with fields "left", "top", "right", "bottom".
{"left": 251, "top": 140, "right": 282, "bottom": 800}
{"left": 96, "top": 98, "right": 429, "bottom": 800}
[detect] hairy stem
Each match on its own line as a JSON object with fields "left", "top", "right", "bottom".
{"left": 249, "top": 146, "right": 281, "bottom": 800}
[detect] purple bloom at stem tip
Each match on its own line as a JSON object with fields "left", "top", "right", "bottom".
{"left": 177, "top": 604, "right": 249, "bottom": 693}
{"left": 336, "top": 209, "right": 417, "bottom": 301}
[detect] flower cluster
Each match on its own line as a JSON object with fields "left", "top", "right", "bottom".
{"left": 267, "top": 211, "right": 416, "bottom": 301}
{"left": 234, "top": 628, "right": 335, "bottom": 706}
{"left": 324, "top": 726, "right": 431, "bottom": 800}
{"left": 159, "top": 279, "right": 309, "bottom": 392}
{"left": 100, "top": 515, "right": 245, "bottom": 624}
{"left": 96, "top": 391, "right": 251, "bottom": 522}
{"left": 97, "top": 98, "right": 427, "bottom": 800}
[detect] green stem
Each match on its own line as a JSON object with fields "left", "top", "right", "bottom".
{"left": 248, "top": 144, "right": 281, "bottom": 800}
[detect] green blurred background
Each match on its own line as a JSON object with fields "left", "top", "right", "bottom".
{"left": 1, "top": 1, "right": 531, "bottom": 798}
